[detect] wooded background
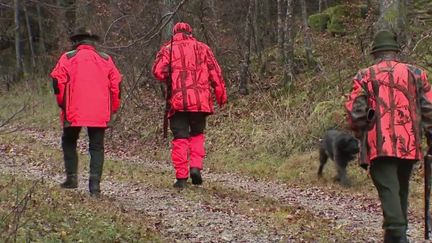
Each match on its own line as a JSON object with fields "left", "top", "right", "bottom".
{"left": 2, "top": 0, "right": 430, "bottom": 94}
{"left": 1, "top": 1, "right": 432, "bottom": 148}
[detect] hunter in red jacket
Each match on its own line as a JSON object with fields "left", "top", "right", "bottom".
{"left": 50, "top": 27, "right": 122, "bottom": 197}
{"left": 153, "top": 22, "right": 227, "bottom": 188}
{"left": 345, "top": 30, "right": 432, "bottom": 242}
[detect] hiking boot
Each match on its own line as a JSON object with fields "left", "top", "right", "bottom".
{"left": 173, "top": 178, "right": 188, "bottom": 189}
{"left": 60, "top": 175, "right": 78, "bottom": 189}
{"left": 190, "top": 168, "right": 203, "bottom": 185}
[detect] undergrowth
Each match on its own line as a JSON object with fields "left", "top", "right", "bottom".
{"left": 0, "top": 174, "right": 160, "bottom": 242}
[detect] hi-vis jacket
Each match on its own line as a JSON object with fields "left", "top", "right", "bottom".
{"left": 50, "top": 44, "right": 122, "bottom": 127}
{"left": 152, "top": 32, "right": 227, "bottom": 117}
{"left": 345, "top": 59, "right": 432, "bottom": 163}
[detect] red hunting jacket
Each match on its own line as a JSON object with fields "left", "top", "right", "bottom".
{"left": 50, "top": 44, "right": 122, "bottom": 127}
{"left": 346, "top": 59, "right": 432, "bottom": 163}
{"left": 152, "top": 33, "right": 227, "bottom": 117}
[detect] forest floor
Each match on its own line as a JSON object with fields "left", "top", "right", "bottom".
{"left": 0, "top": 127, "right": 428, "bottom": 242}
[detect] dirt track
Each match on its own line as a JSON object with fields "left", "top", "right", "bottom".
{"left": 0, "top": 129, "right": 427, "bottom": 242}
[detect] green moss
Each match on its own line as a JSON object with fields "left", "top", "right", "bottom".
{"left": 323, "top": 4, "right": 368, "bottom": 35}
{"left": 324, "top": 5, "right": 349, "bottom": 35}
{"left": 327, "top": 18, "right": 346, "bottom": 35}
{"left": 308, "top": 13, "right": 330, "bottom": 32}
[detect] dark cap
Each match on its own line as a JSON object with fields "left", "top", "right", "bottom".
{"left": 69, "top": 26, "right": 100, "bottom": 42}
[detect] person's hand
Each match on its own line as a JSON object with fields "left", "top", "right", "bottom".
{"left": 108, "top": 113, "right": 118, "bottom": 127}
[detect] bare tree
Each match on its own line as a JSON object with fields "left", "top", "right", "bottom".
{"left": 252, "top": 0, "right": 261, "bottom": 54}
{"left": 277, "top": 0, "right": 284, "bottom": 63}
{"left": 239, "top": 0, "right": 253, "bottom": 95}
{"left": 319, "top": 0, "right": 327, "bottom": 13}
{"left": 282, "top": 0, "right": 295, "bottom": 88}
{"left": 36, "top": 2, "right": 46, "bottom": 54}
{"left": 161, "top": 0, "right": 179, "bottom": 41}
{"left": 14, "top": 0, "right": 23, "bottom": 80}
{"left": 56, "top": 0, "right": 75, "bottom": 50}
{"left": 300, "top": 0, "right": 316, "bottom": 69}
{"left": 23, "top": 2, "right": 36, "bottom": 69}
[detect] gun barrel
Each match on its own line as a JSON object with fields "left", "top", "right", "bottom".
{"left": 425, "top": 154, "right": 432, "bottom": 239}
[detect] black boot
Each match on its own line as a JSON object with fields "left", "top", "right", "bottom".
{"left": 173, "top": 179, "right": 188, "bottom": 189}
{"left": 60, "top": 174, "right": 78, "bottom": 189}
{"left": 88, "top": 127, "right": 105, "bottom": 197}
{"left": 89, "top": 174, "right": 101, "bottom": 197}
{"left": 384, "top": 230, "right": 407, "bottom": 243}
{"left": 190, "top": 168, "right": 203, "bottom": 185}
{"left": 88, "top": 152, "right": 103, "bottom": 197}
{"left": 61, "top": 128, "right": 79, "bottom": 189}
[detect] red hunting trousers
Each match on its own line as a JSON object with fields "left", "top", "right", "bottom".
{"left": 170, "top": 112, "right": 206, "bottom": 179}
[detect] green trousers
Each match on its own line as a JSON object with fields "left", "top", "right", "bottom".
{"left": 370, "top": 157, "right": 416, "bottom": 236}
{"left": 62, "top": 127, "right": 105, "bottom": 179}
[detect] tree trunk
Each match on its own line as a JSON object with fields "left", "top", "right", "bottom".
{"left": 36, "top": 2, "right": 46, "bottom": 54}
{"left": 300, "top": 0, "right": 315, "bottom": 69}
{"left": 161, "top": 0, "right": 179, "bottom": 41}
{"left": 57, "top": 0, "right": 75, "bottom": 50}
{"left": 75, "top": 0, "right": 92, "bottom": 27}
{"left": 239, "top": 0, "right": 253, "bottom": 95}
{"left": 376, "top": 0, "right": 407, "bottom": 44}
{"left": 14, "top": 0, "right": 23, "bottom": 80}
{"left": 263, "top": 0, "right": 275, "bottom": 42}
{"left": 283, "top": 0, "right": 295, "bottom": 88}
{"left": 23, "top": 2, "right": 36, "bottom": 69}
{"left": 319, "top": 0, "right": 327, "bottom": 12}
{"left": 252, "top": 0, "right": 261, "bottom": 54}
{"left": 207, "top": 0, "right": 217, "bottom": 19}
{"left": 277, "top": 0, "right": 284, "bottom": 63}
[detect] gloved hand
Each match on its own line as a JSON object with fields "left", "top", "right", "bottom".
{"left": 214, "top": 86, "right": 227, "bottom": 108}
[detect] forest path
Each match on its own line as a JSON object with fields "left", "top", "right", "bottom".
{"left": 0, "top": 128, "right": 426, "bottom": 242}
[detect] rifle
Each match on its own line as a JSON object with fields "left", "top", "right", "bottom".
{"left": 358, "top": 108, "right": 375, "bottom": 170}
{"left": 163, "top": 36, "right": 174, "bottom": 139}
{"left": 425, "top": 153, "right": 432, "bottom": 239}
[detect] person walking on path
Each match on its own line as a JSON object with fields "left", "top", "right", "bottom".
{"left": 50, "top": 27, "right": 122, "bottom": 197}
{"left": 345, "top": 30, "right": 432, "bottom": 242}
{"left": 152, "top": 22, "right": 227, "bottom": 189}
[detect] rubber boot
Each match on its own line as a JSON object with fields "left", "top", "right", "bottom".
{"left": 60, "top": 174, "right": 78, "bottom": 189}
{"left": 61, "top": 130, "right": 79, "bottom": 189}
{"left": 384, "top": 229, "right": 406, "bottom": 243}
{"left": 89, "top": 154, "right": 104, "bottom": 197}
{"left": 88, "top": 128, "right": 105, "bottom": 197}
{"left": 190, "top": 168, "right": 203, "bottom": 185}
{"left": 89, "top": 174, "right": 101, "bottom": 197}
{"left": 173, "top": 178, "right": 188, "bottom": 189}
